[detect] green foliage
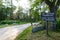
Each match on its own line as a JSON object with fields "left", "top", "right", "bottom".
{"left": 0, "top": 20, "right": 14, "bottom": 25}
{"left": 56, "top": 8, "right": 60, "bottom": 18}
{"left": 56, "top": 19, "right": 60, "bottom": 30}
{"left": 31, "top": 0, "right": 44, "bottom": 8}
{"left": 0, "top": 5, "right": 14, "bottom": 20}
{"left": 32, "top": 0, "right": 41, "bottom": 7}
{"left": 0, "top": 8, "right": 7, "bottom": 20}
{"left": 0, "top": 0, "right": 16, "bottom": 20}
{"left": 31, "top": 0, "right": 60, "bottom": 13}
{"left": 56, "top": 8, "right": 60, "bottom": 31}
{"left": 0, "top": 20, "right": 26, "bottom": 25}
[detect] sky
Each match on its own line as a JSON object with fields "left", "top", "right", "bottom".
{"left": 12, "top": 0, "right": 30, "bottom": 13}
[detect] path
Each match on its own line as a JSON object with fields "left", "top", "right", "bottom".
{"left": 0, "top": 23, "right": 31, "bottom": 40}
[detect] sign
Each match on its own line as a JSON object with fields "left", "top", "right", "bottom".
{"left": 41, "top": 16, "right": 55, "bottom": 21}
{"left": 41, "top": 13, "right": 55, "bottom": 21}
{"left": 41, "top": 12, "right": 56, "bottom": 36}
{"left": 41, "top": 13, "right": 54, "bottom": 17}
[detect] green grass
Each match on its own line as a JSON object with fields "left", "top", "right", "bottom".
{"left": 15, "top": 26, "right": 32, "bottom": 40}
{"left": 15, "top": 26, "right": 60, "bottom": 40}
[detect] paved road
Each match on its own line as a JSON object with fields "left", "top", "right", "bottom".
{"left": 0, "top": 23, "right": 31, "bottom": 40}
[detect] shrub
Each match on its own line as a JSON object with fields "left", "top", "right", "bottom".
{"left": 56, "top": 19, "right": 60, "bottom": 31}
{"left": 0, "top": 20, "right": 14, "bottom": 25}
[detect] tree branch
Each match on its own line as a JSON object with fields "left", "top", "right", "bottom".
{"left": 52, "top": 0, "right": 56, "bottom": 5}
{"left": 56, "top": 0, "right": 60, "bottom": 6}
{"left": 45, "top": 0, "right": 52, "bottom": 6}
{"left": 53, "top": 0, "right": 56, "bottom": 3}
{"left": 55, "top": 0, "right": 60, "bottom": 12}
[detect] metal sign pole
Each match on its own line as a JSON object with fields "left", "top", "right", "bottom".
{"left": 46, "top": 21, "right": 48, "bottom": 36}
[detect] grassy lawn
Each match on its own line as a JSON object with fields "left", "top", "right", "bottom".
{"left": 15, "top": 26, "right": 60, "bottom": 40}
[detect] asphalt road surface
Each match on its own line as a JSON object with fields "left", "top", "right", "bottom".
{"left": 0, "top": 23, "right": 31, "bottom": 40}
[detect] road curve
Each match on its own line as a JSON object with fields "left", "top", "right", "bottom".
{"left": 0, "top": 23, "right": 31, "bottom": 40}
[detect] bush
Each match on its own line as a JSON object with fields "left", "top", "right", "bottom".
{"left": 0, "top": 20, "right": 14, "bottom": 25}
{"left": 56, "top": 19, "right": 60, "bottom": 31}
{"left": 0, "top": 20, "right": 26, "bottom": 25}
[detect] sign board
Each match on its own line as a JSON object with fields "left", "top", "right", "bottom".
{"left": 41, "top": 13, "right": 55, "bottom": 17}
{"left": 41, "top": 13, "right": 55, "bottom": 21}
{"left": 41, "top": 17, "right": 55, "bottom": 21}
{"left": 41, "top": 12, "right": 56, "bottom": 36}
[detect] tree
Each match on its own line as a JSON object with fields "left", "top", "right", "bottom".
{"left": 16, "top": 6, "right": 23, "bottom": 20}
{"left": 31, "top": 0, "right": 60, "bottom": 13}
{"left": 30, "top": 0, "right": 60, "bottom": 24}
{"left": 45, "top": 0, "right": 60, "bottom": 13}
{"left": 0, "top": 0, "right": 16, "bottom": 20}
{"left": 0, "top": 7, "right": 6, "bottom": 20}
{"left": 0, "top": 0, "right": 6, "bottom": 20}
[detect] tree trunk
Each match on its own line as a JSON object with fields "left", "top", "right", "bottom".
{"left": 49, "top": 5, "right": 57, "bottom": 30}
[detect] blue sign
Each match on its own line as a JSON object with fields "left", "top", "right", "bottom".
{"left": 41, "top": 13, "right": 54, "bottom": 17}
{"left": 41, "top": 12, "right": 56, "bottom": 35}
{"left": 41, "top": 13, "right": 55, "bottom": 21}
